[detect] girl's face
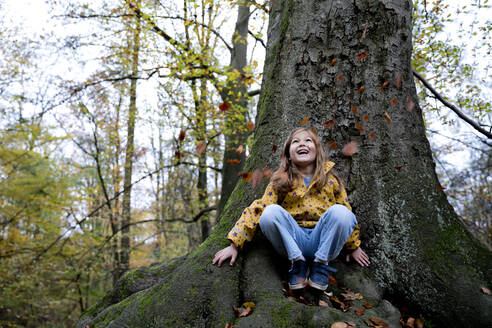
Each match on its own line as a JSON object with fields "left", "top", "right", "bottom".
{"left": 289, "top": 131, "right": 317, "bottom": 169}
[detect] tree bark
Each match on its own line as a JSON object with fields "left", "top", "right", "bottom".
{"left": 78, "top": 1, "right": 491, "bottom": 327}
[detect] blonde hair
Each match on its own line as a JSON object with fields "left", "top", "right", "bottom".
{"left": 272, "top": 127, "right": 330, "bottom": 194}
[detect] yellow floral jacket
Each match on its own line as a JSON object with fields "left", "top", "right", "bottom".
{"left": 227, "top": 161, "right": 361, "bottom": 250}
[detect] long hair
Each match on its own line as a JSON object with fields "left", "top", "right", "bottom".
{"left": 272, "top": 127, "right": 330, "bottom": 194}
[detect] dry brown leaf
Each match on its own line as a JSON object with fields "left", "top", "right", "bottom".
{"left": 329, "top": 58, "right": 337, "bottom": 66}
{"left": 481, "top": 286, "right": 491, "bottom": 295}
{"left": 247, "top": 121, "right": 255, "bottom": 131}
{"left": 328, "top": 140, "right": 338, "bottom": 150}
{"left": 362, "top": 115, "right": 369, "bottom": 121}
{"left": 406, "top": 96, "right": 415, "bottom": 111}
{"left": 236, "top": 145, "right": 244, "bottom": 154}
{"left": 328, "top": 275, "right": 338, "bottom": 286}
{"left": 242, "top": 302, "right": 255, "bottom": 310}
{"left": 363, "top": 302, "right": 372, "bottom": 309}
{"left": 361, "top": 24, "right": 368, "bottom": 40}
{"left": 391, "top": 97, "right": 397, "bottom": 106}
{"left": 357, "top": 85, "right": 366, "bottom": 93}
{"left": 324, "top": 120, "right": 336, "bottom": 128}
{"left": 356, "top": 51, "right": 368, "bottom": 61}
{"left": 396, "top": 75, "right": 402, "bottom": 90}
{"left": 341, "top": 290, "right": 362, "bottom": 301}
{"left": 355, "top": 308, "right": 365, "bottom": 316}
{"left": 238, "top": 307, "right": 253, "bottom": 317}
{"left": 219, "top": 101, "right": 231, "bottom": 111}
{"left": 352, "top": 106, "right": 359, "bottom": 115}
{"left": 356, "top": 123, "right": 364, "bottom": 132}
{"left": 380, "top": 81, "right": 389, "bottom": 89}
{"left": 196, "top": 141, "right": 206, "bottom": 155}
{"left": 272, "top": 145, "right": 278, "bottom": 153}
{"left": 330, "top": 297, "right": 350, "bottom": 312}
{"left": 370, "top": 317, "right": 389, "bottom": 328}
{"left": 342, "top": 142, "right": 358, "bottom": 156}
{"left": 179, "top": 129, "right": 186, "bottom": 141}
{"left": 251, "top": 169, "right": 263, "bottom": 189}
{"left": 319, "top": 300, "right": 330, "bottom": 307}
{"left": 300, "top": 116, "right": 311, "bottom": 125}
{"left": 337, "top": 74, "right": 344, "bottom": 82}
{"left": 384, "top": 112, "right": 392, "bottom": 125}
{"left": 263, "top": 167, "right": 273, "bottom": 179}
{"left": 331, "top": 322, "right": 348, "bottom": 328}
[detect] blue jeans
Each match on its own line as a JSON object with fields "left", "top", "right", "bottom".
{"left": 259, "top": 204, "right": 357, "bottom": 262}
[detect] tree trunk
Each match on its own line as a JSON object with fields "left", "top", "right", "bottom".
{"left": 119, "top": 3, "right": 141, "bottom": 281}
{"left": 217, "top": 2, "right": 250, "bottom": 216}
{"left": 78, "top": 1, "right": 491, "bottom": 327}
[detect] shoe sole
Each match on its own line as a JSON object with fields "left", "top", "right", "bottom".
{"left": 288, "top": 282, "right": 305, "bottom": 290}
{"left": 307, "top": 278, "right": 328, "bottom": 291}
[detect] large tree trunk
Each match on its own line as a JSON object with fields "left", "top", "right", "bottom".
{"left": 78, "top": 1, "right": 491, "bottom": 327}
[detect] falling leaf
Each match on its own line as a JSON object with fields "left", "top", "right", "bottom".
{"left": 219, "top": 101, "right": 231, "bottom": 111}
{"left": 247, "top": 121, "right": 255, "bottom": 130}
{"left": 356, "top": 51, "right": 368, "bottom": 61}
{"left": 391, "top": 97, "right": 397, "bottom": 106}
{"left": 481, "top": 286, "right": 491, "bottom": 295}
{"left": 238, "top": 171, "right": 253, "bottom": 182}
{"left": 328, "top": 276, "right": 338, "bottom": 286}
{"left": 406, "top": 96, "right": 415, "bottom": 111}
{"left": 436, "top": 185, "right": 446, "bottom": 191}
{"left": 319, "top": 300, "right": 330, "bottom": 307}
{"left": 329, "top": 58, "right": 337, "bottom": 66}
{"left": 363, "top": 302, "right": 372, "bottom": 309}
{"left": 355, "top": 123, "right": 364, "bottom": 132}
{"left": 263, "top": 167, "right": 273, "bottom": 178}
{"left": 236, "top": 145, "right": 244, "bottom": 154}
{"left": 351, "top": 106, "right": 359, "bottom": 115}
{"left": 361, "top": 24, "right": 368, "bottom": 40}
{"left": 355, "top": 308, "right": 365, "bottom": 316}
{"left": 251, "top": 169, "right": 263, "bottom": 189}
{"left": 300, "top": 116, "right": 311, "bottom": 125}
{"left": 272, "top": 145, "right": 278, "bottom": 152}
{"left": 196, "top": 141, "right": 206, "bottom": 155}
{"left": 179, "top": 129, "right": 186, "bottom": 141}
{"left": 396, "top": 75, "right": 402, "bottom": 89}
{"left": 362, "top": 115, "right": 369, "bottom": 121}
{"left": 328, "top": 140, "right": 338, "bottom": 150}
{"left": 369, "top": 131, "right": 375, "bottom": 139}
{"left": 337, "top": 74, "right": 344, "bottom": 82}
{"left": 380, "top": 81, "right": 389, "bottom": 89}
{"left": 357, "top": 85, "right": 366, "bottom": 93}
{"left": 384, "top": 112, "right": 392, "bottom": 125}
{"left": 331, "top": 322, "right": 348, "bottom": 328}
{"left": 324, "top": 120, "right": 336, "bottom": 128}
{"left": 175, "top": 151, "right": 183, "bottom": 159}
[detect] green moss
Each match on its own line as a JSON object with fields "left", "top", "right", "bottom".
{"left": 271, "top": 302, "right": 294, "bottom": 328}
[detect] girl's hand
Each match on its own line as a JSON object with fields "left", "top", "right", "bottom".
{"left": 345, "top": 247, "right": 370, "bottom": 267}
{"left": 212, "top": 243, "right": 239, "bottom": 267}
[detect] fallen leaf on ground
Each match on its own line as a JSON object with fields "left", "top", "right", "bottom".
{"left": 363, "top": 302, "right": 372, "bottom": 309}
{"left": 481, "top": 286, "right": 491, "bottom": 295}
{"left": 356, "top": 51, "right": 368, "bottom": 61}
{"left": 391, "top": 97, "right": 397, "bottom": 106}
{"left": 355, "top": 308, "right": 365, "bottom": 316}
{"left": 370, "top": 317, "right": 389, "bottom": 328}
{"left": 380, "top": 81, "right": 389, "bottom": 89}
{"left": 330, "top": 297, "right": 350, "bottom": 312}
{"left": 355, "top": 123, "right": 364, "bottom": 132}
{"left": 329, "top": 58, "right": 337, "bottom": 66}
{"left": 319, "top": 300, "right": 330, "bottom": 307}
{"left": 242, "top": 302, "right": 255, "bottom": 310}
{"left": 368, "top": 131, "right": 375, "bottom": 139}
{"left": 352, "top": 106, "right": 359, "bottom": 115}
{"left": 328, "top": 276, "right": 338, "bottom": 286}
{"left": 357, "top": 85, "right": 366, "bottom": 93}
{"left": 341, "top": 290, "right": 363, "bottom": 301}
{"left": 384, "top": 112, "right": 392, "bottom": 125}
{"left": 362, "top": 115, "right": 369, "bottom": 121}
{"left": 337, "top": 74, "right": 344, "bottom": 82}
{"left": 331, "top": 322, "right": 348, "bottom": 328}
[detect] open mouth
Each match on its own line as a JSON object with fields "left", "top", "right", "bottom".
{"left": 297, "top": 149, "right": 309, "bottom": 155}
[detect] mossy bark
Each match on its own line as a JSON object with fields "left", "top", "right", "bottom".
{"left": 78, "top": 1, "right": 491, "bottom": 327}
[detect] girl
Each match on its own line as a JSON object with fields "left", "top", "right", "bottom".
{"left": 213, "top": 127, "right": 369, "bottom": 290}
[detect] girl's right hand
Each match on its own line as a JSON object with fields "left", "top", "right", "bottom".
{"left": 212, "top": 243, "right": 238, "bottom": 267}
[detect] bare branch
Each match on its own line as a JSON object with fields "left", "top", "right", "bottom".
{"left": 413, "top": 69, "right": 492, "bottom": 139}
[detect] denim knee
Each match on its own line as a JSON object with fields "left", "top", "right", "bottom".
{"left": 322, "top": 204, "right": 357, "bottom": 228}
{"left": 259, "top": 204, "right": 283, "bottom": 230}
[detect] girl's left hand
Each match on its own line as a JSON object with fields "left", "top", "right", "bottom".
{"left": 346, "top": 247, "right": 370, "bottom": 267}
